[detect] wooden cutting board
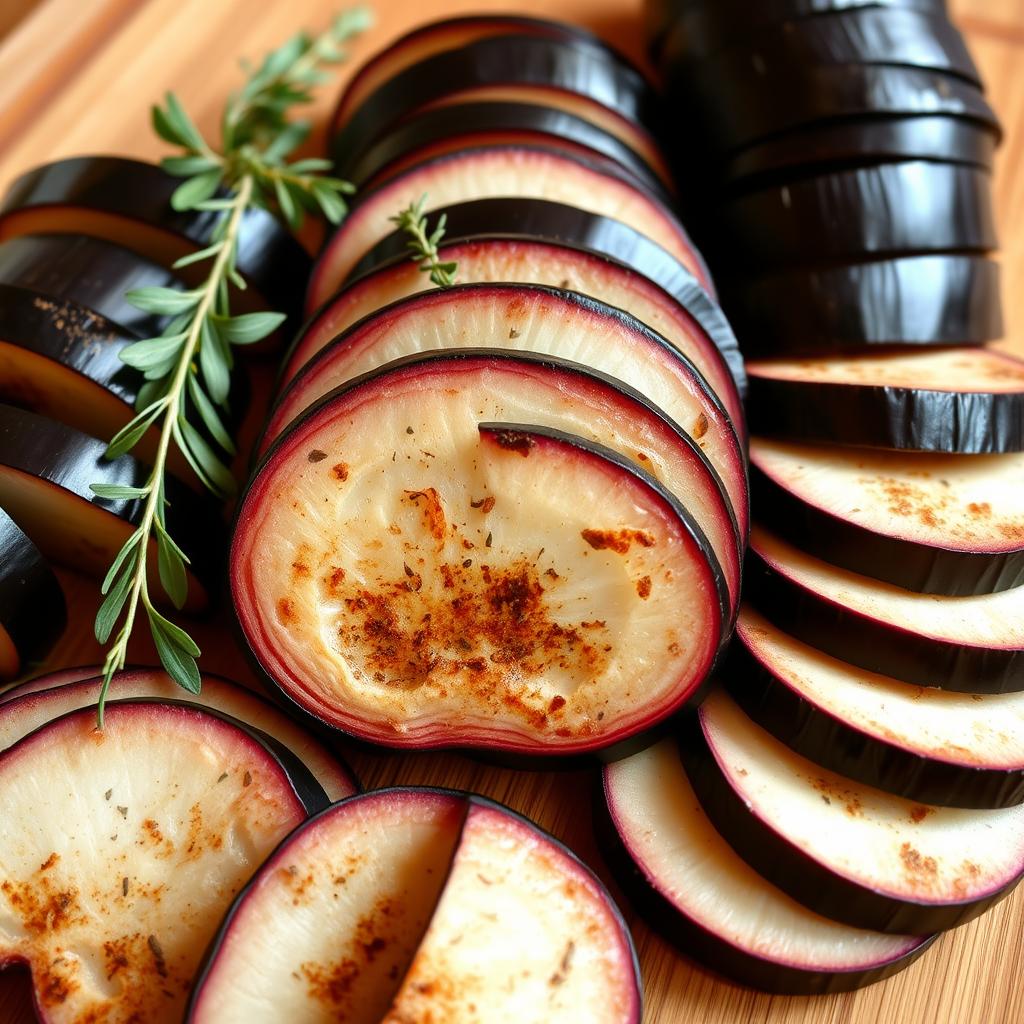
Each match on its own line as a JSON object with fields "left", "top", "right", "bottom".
{"left": 0, "top": 1, "right": 1021, "bottom": 1021}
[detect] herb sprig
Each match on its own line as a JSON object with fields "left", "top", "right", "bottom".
{"left": 391, "top": 195, "right": 458, "bottom": 287}
{"left": 91, "top": 9, "right": 371, "bottom": 726}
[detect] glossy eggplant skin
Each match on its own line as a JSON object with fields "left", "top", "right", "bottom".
{"left": 0, "top": 157, "right": 310, "bottom": 315}
{"left": 722, "top": 256, "right": 1001, "bottom": 357}
{"left": 342, "top": 197, "right": 746, "bottom": 397}
{"left": 678, "top": 711, "right": 1023, "bottom": 934}
{"left": 0, "top": 508, "right": 65, "bottom": 679}
{"left": 744, "top": 541, "right": 1024, "bottom": 694}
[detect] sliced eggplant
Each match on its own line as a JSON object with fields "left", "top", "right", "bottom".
{"left": 342, "top": 197, "right": 745, "bottom": 395}
{"left": 746, "top": 525, "right": 1024, "bottom": 694}
{"left": 728, "top": 607, "right": 1024, "bottom": 808}
{"left": 0, "top": 508, "right": 65, "bottom": 681}
{"left": 1, "top": 666, "right": 99, "bottom": 702}
{"left": 311, "top": 147, "right": 712, "bottom": 313}
{"left": 682, "top": 690, "right": 1024, "bottom": 933}
{"left": 0, "top": 700, "right": 325, "bottom": 1024}
{"left": 234, "top": 360, "right": 727, "bottom": 757}
{"left": 723, "top": 255, "right": 1002, "bottom": 356}
{"left": 0, "top": 668, "right": 358, "bottom": 800}
{"left": 189, "top": 789, "right": 641, "bottom": 1023}
{"left": 0, "top": 403, "right": 221, "bottom": 610}
{"left": 750, "top": 439, "right": 1024, "bottom": 595}
{"left": 746, "top": 348, "right": 1024, "bottom": 453}
{"left": 603, "top": 739, "right": 933, "bottom": 993}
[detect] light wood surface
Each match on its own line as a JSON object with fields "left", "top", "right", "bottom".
{"left": 0, "top": 1, "right": 1022, "bottom": 1021}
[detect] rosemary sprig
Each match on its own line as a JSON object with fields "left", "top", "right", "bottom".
{"left": 91, "top": 9, "right": 371, "bottom": 726}
{"left": 390, "top": 195, "right": 458, "bottom": 287}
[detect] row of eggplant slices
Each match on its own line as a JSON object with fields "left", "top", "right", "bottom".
{"left": 231, "top": 13, "right": 748, "bottom": 768}
{"left": 599, "top": 0, "right": 1024, "bottom": 999}
{"left": 0, "top": 155, "right": 311, "bottom": 679}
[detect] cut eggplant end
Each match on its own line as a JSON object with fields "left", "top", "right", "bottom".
{"left": 604, "top": 741, "right": 933, "bottom": 994}
{"left": 0, "top": 668, "right": 358, "bottom": 801}
{"left": 683, "top": 690, "right": 1024, "bottom": 933}
{"left": 0, "top": 701, "right": 315, "bottom": 1024}
{"left": 233, "top": 366, "right": 724, "bottom": 756}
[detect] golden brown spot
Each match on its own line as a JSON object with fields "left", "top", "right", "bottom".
{"left": 811, "top": 777, "right": 862, "bottom": 816}
{"left": 692, "top": 412, "right": 709, "bottom": 439}
{"left": 968, "top": 502, "right": 992, "bottom": 518}
{"left": 291, "top": 560, "right": 311, "bottom": 579}
{"left": 909, "top": 805, "right": 934, "bottom": 823}
{"left": 900, "top": 843, "right": 938, "bottom": 877}
{"left": 39, "top": 853, "right": 59, "bottom": 872}
{"left": 332, "top": 463, "right": 350, "bottom": 481}
{"left": 1, "top": 873, "right": 79, "bottom": 936}
{"left": 404, "top": 488, "right": 446, "bottom": 543}
{"left": 581, "top": 528, "right": 656, "bottom": 554}
{"left": 470, "top": 495, "right": 496, "bottom": 513}
{"left": 490, "top": 430, "right": 535, "bottom": 456}
{"left": 636, "top": 575, "right": 652, "bottom": 599}
{"left": 277, "top": 597, "right": 298, "bottom": 624}
{"left": 549, "top": 695, "right": 566, "bottom": 713}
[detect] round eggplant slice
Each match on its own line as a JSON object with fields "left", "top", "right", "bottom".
{"left": 0, "top": 156, "right": 310, "bottom": 318}
{"left": 0, "top": 668, "right": 358, "bottom": 800}
{"left": 0, "top": 508, "right": 65, "bottom": 681}
{"left": 746, "top": 347, "right": 1024, "bottom": 453}
{"left": 346, "top": 198, "right": 744, "bottom": 395}
{"left": 188, "top": 788, "right": 641, "bottom": 1023}
{"left": 717, "top": 162, "right": 997, "bottom": 269}
{"left": 0, "top": 403, "right": 221, "bottom": 611}
{"left": 0, "top": 700, "right": 325, "bottom": 1024}
{"left": 233, "top": 359, "right": 726, "bottom": 757}
{"left": 311, "top": 147, "right": 711, "bottom": 313}
{"left": 746, "top": 525, "right": 1024, "bottom": 694}
{"left": 723, "top": 255, "right": 1002, "bottom": 357}
{"left": 750, "top": 439, "right": 1024, "bottom": 595}
{"left": 681, "top": 689, "right": 1024, "bottom": 934}
{"left": 603, "top": 739, "right": 933, "bottom": 993}
{"left": 286, "top": 239, "right": 743, "bottom": 435}
{"left": 727, "top": 607, "right": 1024, "bottom": 809}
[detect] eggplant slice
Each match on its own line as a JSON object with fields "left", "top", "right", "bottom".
{"left": 746, "top": 347, "right": 1024, "bottom": 453}
{"left": 681, "top": 690, "right": 1024, "bottom": 934}
{"left": 234, "top": 357, "right": 727, "bottom": 757}
{"left": 603, "top": 740, "right": 933, "bottom": 994}
{"left": 746, "top": 525, "right": 1024, "bottom": 694}
{"left": 0, "top": 508, "right": 65, "bottom": 681}
{"left": 750, "top": 439, "right": 1024, "bottom": 595}
{"left": 727, "top": 607, "right": 1024, "bottom": 809}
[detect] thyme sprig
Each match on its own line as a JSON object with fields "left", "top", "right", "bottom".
{"left": 90, "top": 9, "right": 371, "bottom": 726}
{"left": 390, "top": 195, "right": 458, "bottom": 287}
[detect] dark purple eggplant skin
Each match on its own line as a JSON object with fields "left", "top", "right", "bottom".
{"left": 340, "top": 197, "right": 746, "bottom": 397}
{"left": 744, "top": 537, "right": 1024, "bottom": 694}
{"left": 0, "top": 508, "right": 65, "bottom": 677}
{"left": 723, "top": 634, "right": 1024, "bottom": 808}
{"left": 721, "top": 256, "right": 1001, "bottom": 357}
{"left": 0, "top": 157, "right": 310, "bottom": 315}
{"left": 678, "top": 710, "right": 1024, "bottom": 934}
{"left": 331, "top": 36, "right": 662, "bottom": 177}
{"left": 750, "top": 459, "right": 1024, "bottom": 596}
{"left": 596, "top": 764, "right": 936, "bottom": 993}
{"left": 745, "top": 367, "right": 1024, "bottom": 454}
{"left": 716, "top": 162, "right": 997, "bottom": 269}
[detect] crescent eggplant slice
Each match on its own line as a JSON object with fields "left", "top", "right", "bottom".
{"left": 188, "top": 789, "right": 641, "bottom": 1023}
{"left": 603, "top": 740, "right": 933, "bottom": 993}
{"left": 0, "top": 509, "right": 64, "bottom": 681}
{"left": 750, "top": 439, "right": 1024, "bottom": 595}
{"left": 0, "top": 700, "right": 327, "bottom": 1024}
{"left": 681, "top": 690, "right": 1024, "bottom": 934}
{"left": 727, "top": 607, "right": 1024, "bottom": 809}
{"left": 746, "top": 347, "right": 1024, "bottom": 453}
{"left": 717, "top": 162, "right": 997, "bottom": 269}
{"left": 310, "top": 147, "right": 712, "bottom": 314}
{"left": 1, "top": 666, "right": 114, "bottom": 703}
{"left": 0, "top": 157, "right": 310, "bottom": 319}
{"left": 233, "top": 362, "right": 726, "bottom": 757}
{"left": 746, "top": 525, "right": 1024, "bottom": 694}
{"left": 0, "top": 668, "right": 358, "bottom": 801}
{"left": 0, "top": 404, "right": 221, "bottom": 611}
{"left": 343, "top": 197, "right": 745, "bottom": 395}
{"left": 723, "top": 255, "right": 1002, "bottom": 357}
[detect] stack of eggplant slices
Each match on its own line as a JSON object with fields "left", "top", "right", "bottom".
{"left": 601, "top": 0, "right": 1024, "bottom": 997}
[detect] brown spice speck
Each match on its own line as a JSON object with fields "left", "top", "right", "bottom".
{"left": 307, "top": 450, "right": 328, "bottom": 463}
{"left": 332, "top": 463, "right": 350, "bottom": 481}
{"left": 636, "top": 575, "right": 652, "bottom": 599}
{"left": 470, "top": 495, "right": 496, "bottom": 513}
{"left": 581, "top": 528, "right": 656, "bottom": 554}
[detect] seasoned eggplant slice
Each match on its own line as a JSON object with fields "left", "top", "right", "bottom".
{"left": 0, "top": 508, "right": 65, "bottom": 681}
{"left": 750, "top": 439, "right": 1024, "bottom": 595}
{"left": 727, "top": 607, "right": 1024, "bottom": 808}
{"left": 603, "top": 740, "right": 933, "bottom": 993}
{"left": 681, "top": 690, "right": 1024, "bottom": 934}
{"left": 746, "top": 348, "right": 1024, "bottom": 453}
{"left": 746, "top": 526, "right": 1024, "bottom": 694}
{"left": 234, "top": 361, "right": 727, "bottom": 757}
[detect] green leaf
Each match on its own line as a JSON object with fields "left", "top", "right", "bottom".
{"left": 161, "top": 154, "right": 221, "bottom": 177}
{"left": 105, "top": 402, "right": 167, "bottom": 459}
{"left": 288, "top": 157, "right": 333, "bottom": 173}
{"left": 125, "top": 287, "right": 199, "bottom": 316}
{"left": 154, "top": 517, "right": 191, "bottom": 565}
{"left": 171, "top": 170, "right": 223, "bottom": 211}
{"left": 147, "top": 605, "right": 202, "bottom": 694}
{"left": 191, "top": 198, "right": 237, "bottom": 212}
{"left": 163, "top": 92, "right": 211, "bottom": 153}
{"left": 333, "top": 6, "right": 374, "bottom": 40}
{"left": 119, "top": 332, "right": 187, "bottom": 370}
{"left": 156, "top": 529, "right": 189, "bottom": 609}
{"left": 214, "top": 311, "right": 285, "bottom": 345}
{"left": 312, "top": 185, "right": 347, "bottom": 224}
{"left": 152, "top": 103, "right": 187, "bottom": 147}
{"left": 262, "top": 121, "right": 310, "bottom": 163}
{"left": 175, "top": 417, "right": 236, "bottom": 498}
{"left": 101, "top": 530, "right": 143, "bottom": 593}
{"left": 199, "top": 318, "right": 231, "bottom": 405}
{"left": 187, "top": 375, "right": 236, "bottom": 454}
{"left": 273, "top": 175, "right": 300, "bottom": 229}
{"left": 172, "top": 241, "right": 224, "bottom": 269}
{"left": 89, "top": 483, "right": 150, "bottom": 501}
{"left": 95, "top": 564, "right": 135, "bottom": 645}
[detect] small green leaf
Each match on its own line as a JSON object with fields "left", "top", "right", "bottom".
{"left": 175, "top": 417, "right": 236, "bottom": 498}
{"left": 214, "top": 311, "right": 285, "bottom": 345}
{"left": 333, "top": 6, "right": 374, "bottom": 40}
{"left": 156, "top": 530, "right": 189, "bottom": 609}
{"left": 147, "top": 605, "right": 202, "bottom": 694}
{"left": 171, "top": 170, "right": 223, "bottom": 211}
{"left": 125, "top": 287, "right": 199, "bottom": 316}
{"left": 105, "top": 402, "right": 167, "bottom": 460}
{"left": 152, "top": 104, "right": 187, "bottom": 147}
{"left": 262, "top": 121, "right": 310, "bottom": 163}
{"left": 288, "top": 158, "right": 333, "bottom": 173}
{"left": 163, "top": 92, "right": 211, "bottom": 153}
{"left": 89, "top": 483, "right": 150, "bottom": 501}
{"left": 192, "top": 198, "right": 237, "bottom": 212}
{"left": 199, "top": 318, "right": 231, "bottom": 405}
{"left": 273, "top": 175, "right": 300, "bottom": 229}
{"left": 312, "top": 185, "right": 347, "bottom": 224}
{"left": 161, "top": 154, "right": 221, "bottom": 177}
{"left": 101, "top": 530, "right": 143, "bottom": 593}
{"left": 187, "top": 375, "right": 236, "bottom": 454}
{"left": 172, "top": 241, "right": 224, "bottom": 270}
{"left": 95, "top": 565, "right": 135, "bottom": 645}
{"left": 119, "top": 332, "right": 187, "bottom": 370}
{"left": 154, "top": 517, "right": 191, "bottom": 565}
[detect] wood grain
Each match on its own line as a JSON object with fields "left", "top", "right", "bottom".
{"left": 0, "top": 0, "right": 1021, "bottom": 1021}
